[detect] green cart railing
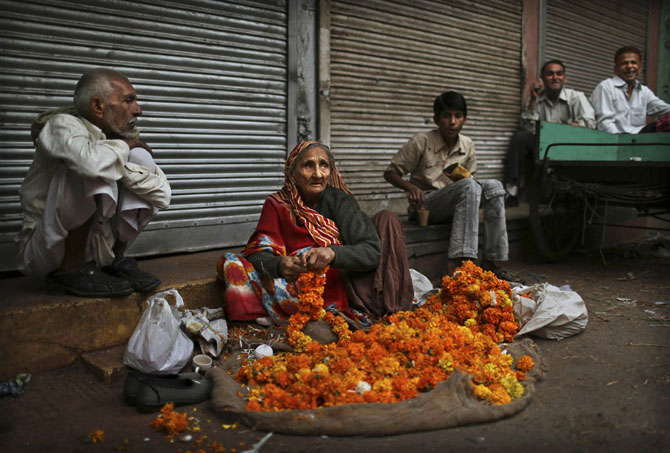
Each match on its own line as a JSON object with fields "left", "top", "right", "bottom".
{"left": 529, "top": 121, "right": 670, "bottom": 261}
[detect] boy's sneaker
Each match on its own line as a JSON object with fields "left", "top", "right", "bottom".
{"left": 103, "top": 258, "right": 161, "bottom": 293}
{"left": 47, "top": 261, "right": 133, "bottom": 298}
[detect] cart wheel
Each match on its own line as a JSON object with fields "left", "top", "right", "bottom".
{"left": 529, "top": 165, "right": 583, "bottom": 261}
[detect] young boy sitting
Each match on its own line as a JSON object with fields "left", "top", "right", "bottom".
{"left": 383, "top": 91, "right": 513, "bottom": 280}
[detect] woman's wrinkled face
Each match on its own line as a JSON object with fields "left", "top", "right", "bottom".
{"left": 291, "top": 146, "right": 331, "bottom": 206}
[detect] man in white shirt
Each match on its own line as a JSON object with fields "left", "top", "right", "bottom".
{"left": 590, "top": 46, "right": 670, "bottom": 134}
{"left": 504, "top": 60, "right": 595, "bottom": 207}
{"left": 16, "top": 68, "right": 171, "bottom": 297}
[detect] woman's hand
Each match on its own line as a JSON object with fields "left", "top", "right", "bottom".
{"left": 279, "top": 256, "right": 308, "bottom": 282}
{"left": 301, "top": 247, "right": 335, "bottom": 270}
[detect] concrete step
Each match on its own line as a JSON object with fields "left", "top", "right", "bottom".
{"left": 0, "top": 248, "right": 230, "bottom": 380}
{"left": 1, "top": 204, "right": 531, "bottom": 381}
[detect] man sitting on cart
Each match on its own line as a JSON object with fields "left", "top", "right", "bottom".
{"left": 590, "top": 46, "right": 670, "bottom": 134}
{"left": 503, "top": 60, "right": 595, "bottom": 207}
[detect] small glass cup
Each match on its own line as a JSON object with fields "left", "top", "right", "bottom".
{"left": 417, "top": 209, "right": 430, "bottom": 227}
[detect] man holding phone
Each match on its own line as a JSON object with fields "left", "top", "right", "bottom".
{"left": 504, "top": 60, "right": 595, "bottom": 206}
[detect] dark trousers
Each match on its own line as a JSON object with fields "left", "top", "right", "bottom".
{"left": 504, "top": 129, "right": 535, "bottom": 188}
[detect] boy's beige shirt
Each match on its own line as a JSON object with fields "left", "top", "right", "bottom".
{"left": 386, "top": 129, "right": 477, "bottom": 191}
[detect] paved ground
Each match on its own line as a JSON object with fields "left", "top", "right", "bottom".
{"left": 1, "top": 237, "right": 669, "bottom": 452}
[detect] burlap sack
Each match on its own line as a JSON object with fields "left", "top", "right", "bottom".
{"left": 210, "top": 338, "right": 543, "bottom": 436}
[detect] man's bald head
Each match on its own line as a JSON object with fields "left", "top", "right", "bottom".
{"left": 73, "top": 68, "right": 130, "bottom": 118}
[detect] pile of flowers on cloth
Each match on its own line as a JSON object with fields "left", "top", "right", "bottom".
{"left": 235, "top": 260, "right": 535, "bottom": 411}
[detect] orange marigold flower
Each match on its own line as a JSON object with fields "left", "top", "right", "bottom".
{"left": 150, "top": 403, "right": 189, "bottom": 438}
{"left": 516, "top": 355, "right": 535, "bottom": 372}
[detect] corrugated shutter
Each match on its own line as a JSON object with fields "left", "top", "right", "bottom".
{"left": 0, "top": 0, "right": 288, "bottom": 271}
{"left": 544, "top": 0, "right": 648, "bottom": 96}
{"left": 325, "top": 0, "right": 522, "bottom": 207}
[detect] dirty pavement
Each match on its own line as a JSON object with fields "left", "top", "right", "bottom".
{"left": 0, "top": 238, "right": 669, "bottom": 452}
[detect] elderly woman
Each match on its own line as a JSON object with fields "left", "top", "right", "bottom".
{"left": 217, "top": 141, "right": 413, "bottom": 324}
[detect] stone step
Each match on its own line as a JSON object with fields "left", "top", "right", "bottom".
{"left": 0, "top": 249, "right": 228, "bottom": 380}
{"left": 0, "top": 205, "right": 531, "bottom": 380}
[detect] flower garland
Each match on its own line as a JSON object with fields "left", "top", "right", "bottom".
{"left": 285, "top": 268, "right": 329, "bottom": 351}
{"left": 235, "top": 262, "right": 535, "bottom": 411}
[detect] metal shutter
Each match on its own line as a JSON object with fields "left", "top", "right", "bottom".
{"left": 324, "top": 0, "right": 522, "bottom": 210}
{"left": 543, "top": 0, "right": 649, "bottom": 96}
{"left": 0, "top": 0, "right": 288, "bottom": 271}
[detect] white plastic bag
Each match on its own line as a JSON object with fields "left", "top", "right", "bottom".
{"left": 513, "top": 283, "right": 588, "bottom": 340}
{"left": 410, "top": 268, "right": 434, "bottom": 307}
{"left": 123, "top": 289, "right": 194, "bottom": 374}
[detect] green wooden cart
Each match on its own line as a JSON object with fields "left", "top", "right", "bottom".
{"left": 530, "top": 121, "right": 670, "bottom": 261}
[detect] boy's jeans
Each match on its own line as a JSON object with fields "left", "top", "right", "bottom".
{"left": 424, "top": 178, "right": 508, "bottom": 261}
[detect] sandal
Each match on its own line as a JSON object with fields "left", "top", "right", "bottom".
{"left": 134, "top": 372, "right": 213, "bottom": 413}
{"left": 480, "top": 260, "right": 524, "bottom": 283}
{"left": 103, "top": 258, "right": 161, "bottom": 292}
{"left": 123, "top": 369, "right": 201, "bottom": 406}
{"left": 47, "top": 261, "right": 133, "bottom": 298}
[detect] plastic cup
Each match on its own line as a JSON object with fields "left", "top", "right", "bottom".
{"left": 417, "top": 209, "right": 430, "bottom": 227}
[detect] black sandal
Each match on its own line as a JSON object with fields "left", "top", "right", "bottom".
{"left": 480, "top": 260, "right": 524, "bottom": 283}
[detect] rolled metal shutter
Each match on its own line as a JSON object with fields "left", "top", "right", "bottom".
{"left": 0, "top": 0, "right": 288, "bottom": 271}
{"left": 326, "top": 0, "right": 522, "bottom": 208}
{"left": 544, "top": 0, "right": 649, "bottom": 96}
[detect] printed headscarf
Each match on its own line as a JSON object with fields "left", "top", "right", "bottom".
{"left": 271, "top": 141, "right": 352, "bottom": 247}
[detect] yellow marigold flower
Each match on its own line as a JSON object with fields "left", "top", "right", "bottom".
{"left": 499, "top": 291, "right": 512, "bottom": 308}
{"left": 293, "top": 334, "right": 313, "bottom": 352}
{"left": 473, "top": 384, "right": 491, "bottom": 400}
{"left": 295, "top": 368, "right": 311, "bottom": 382}
{"left": 88, "top": 429, "right": 104, "bottom": 444}
{"left": 458, "top": 325, "right": 474, "bottom": 342}
{"left": 499, "top": 353, "right": 514, "bottom": 367}
{"left": 437, "top": 357, "right": 453, "bottom": 373}
{"left": 501, "top": 374, "right": 524, "bottom": 399}
{"left": 373, "top": 377, "right": 393, "bottom": 393}
{"left": 464, "top": 318, "right": 477, "bottom": 327}
{"left": 483, "top": 363, "right": 499, "bottom": 373}
{"left": 312, "top": 363, "right": 329, "bottom": 375}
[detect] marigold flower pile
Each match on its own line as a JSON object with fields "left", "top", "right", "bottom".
{"left": 236, "top": 261, "right": 534, "bottom": 411}
{"left": 149, "top": 402, "right": 189, "bottom": 440}
{"left": 434, "top": 260, "right": 519, "bottom": 343}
